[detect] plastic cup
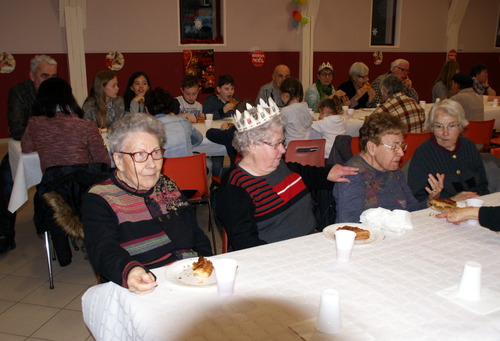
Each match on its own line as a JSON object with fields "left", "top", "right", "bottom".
{"left": 213, "top": 259, "right": 238, "bottom": 297}
{"left": 457, "top": 261, "right": 482, "bottom": 301}
{"left": 316, "top": 289, "right": 342, "bottom": 334}
{"left": 419, "top": 100, "right": 426, "bottom": 109}
{"left": 347, "top": 109, "right": 354, "bottom": 119}
{"left": 334, "top": 230, "right": 356, "bottom": 263}
{"left": 342, "top": 106, "right": 348, "bottom": 116}
{"left": 493, "top": 99, "right": 498, "bottom": 107}
{"left": 205, "top": 114, "right": 213, "bottom": 120}
{"left": 205, "top": 120, "right": 213, "bottom": 128}
{"left": 465, "top": 198, "right": 484, "bottom": 226}
{"left": 435, "top": 98, "right": 441, "bottom": 103}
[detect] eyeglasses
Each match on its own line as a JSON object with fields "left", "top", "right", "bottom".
{"left": 262, "top": 139, "right": 286, "bottom": 150}
{"left": 357, "top": 75, "right": 369, "bottom": 79}
{"left": 432, "top": 122, "right": 460, "bottom": 131}
{"left": 395, "top": 66, "right": 410, "bottom": 73}
{"left": 119, "top": 148, "right": 165, "bottom": 163}
{"left": 381, "top": 143, "right": 408, "bottom": 152}
{"left": 320, "top": 71, "right": 333, "bottom": 77}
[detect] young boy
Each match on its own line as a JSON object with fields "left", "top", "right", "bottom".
{"left": 203, "top": 74, "right": 238, "bottom": 120}
{"left": 310, "top": 97, "right": 347, "bottom": 159}
{"left": 176, "top": 75, "right": 204, "bottom": 122}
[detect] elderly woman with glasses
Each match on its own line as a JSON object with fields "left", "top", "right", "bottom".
{"left": 408, "top": 100, "right": 489, "bottom": 202}
{"left": 338, "top": 62, "right": 376, "bottom": 109}
{"left": 333, "top": 111, "right": 442, "bottom": 223}
{"left": 305, "top": 62, "right": 347, "bottom": 111}
{"left": 216, "top": 99, "right": 358, "bottom": 251}
{"left": 82, "top": 113, "right": 212, "bottom": 295}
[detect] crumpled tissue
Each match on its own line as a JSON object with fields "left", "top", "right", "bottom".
{"left": 360, "top": 208, "right": 413, "bottom": 234}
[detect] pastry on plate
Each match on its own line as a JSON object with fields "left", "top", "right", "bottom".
{"left": 429, "top": 198, "right": 457, "bottom": 211}
{"left": 192, "top": 256, "right": 213, "bottom": 278}
{"left": 337, "top": 225, "right": 370, "bottom": 240}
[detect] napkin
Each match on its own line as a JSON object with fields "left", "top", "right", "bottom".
{"left": 360, "top": 208, "right": 413, "bottom": 234}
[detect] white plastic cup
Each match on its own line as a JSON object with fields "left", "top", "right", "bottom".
{"left": 435, "top": 98, "right": 441, "bottom": 103}
{"left": 483, "top": 95, "right": 488, "bottom": 103}
{"left": 465, "top": 198, "right": 484, "bottom": 226}
{"left": 213, "top": 259, "right": 238, "bottom": 297}
{"left": 205, "top": 120, "right": 213, "bottom": 128}
{"left": 419, "top": 100, "right": 426, "bottom": 109}
{"left": 334, "top": 230, "right": 356, "bottom": 263}
{"left": 347, "top": 108, "right": 354, "bottom": 119}
{"left": 342, "top": 106, "right": 348, "bottom": 116}
{"left": 493, "top": 99, "right": 498, "bottom": 107}
{"left": 457, "top": 261, "right": 482, "bottom": 301}
{"left": 316, "top": 289, "right": 342, "bottom": 334}
{"left": 205, "top": 114, "right": 213, "bottom": 120}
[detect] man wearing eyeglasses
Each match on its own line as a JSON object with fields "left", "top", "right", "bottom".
{"left": 372, "top": 74, "right": 425, "bottom": 133}
{"left": 371, "top": 58, "right": 419, "bottom": 106}
{"left": 256, "top": 64, "right": 291, "bottom": 107}
{"left": 0, "top": 55, "right": 58, "bottom": 253}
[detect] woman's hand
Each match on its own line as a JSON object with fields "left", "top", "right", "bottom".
{"left": 451, "top": 191, "right": 478, "bottom": 202}
{"left": 436, "top": 207, "right": 480, "bottom": 225}
{"left": 425, "top": 173, "right": 445, "bottom": 200}
{"left": 327, "top": 164, "right": 359, "bottom": 182}
{"left": 367, "top": 87, "right": 375, "bottom": 103}
{"left": 127, "top": 266, "right": 157, "bottom": 295}
{"left": 133, "top": 94, "right": 145, "bottom": 103}
{"left": 353, "top": 87, "right": 368, "bottom": 101}
{"left": 197, "top": 113, "right": 206, "bottom": 120}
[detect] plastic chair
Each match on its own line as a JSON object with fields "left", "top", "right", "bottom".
{"left": 285, "top": 139, "right": 326, "bottom": 167}
{"left": 400, "top": 132, "right": 432, "bottom": 167}
{"left": 351, "top": 136, "right": 361, "bottom": 156}
{"left": 161, "top": 153, "right": 217, "bottom": 253}
{"left": 461, "top": 119, "right": 495, "bottom": 151}
{"left": 491, "top": 148, "right": 500, "bottom": 158}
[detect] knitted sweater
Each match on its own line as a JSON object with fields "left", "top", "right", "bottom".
{"left": 334, "top": 154, "right": 427, "bottom": 223}
{"left": 216, "top": 161, "right": 333, "bottom": 250}
{"left": 408, "top": 136, "right": 489, "bottom": 201}
{"left": 82, "top": 96, "right": 125, "bottom": 128}
{"left": 82, "top": 173, "right": 212, "bottom": 287}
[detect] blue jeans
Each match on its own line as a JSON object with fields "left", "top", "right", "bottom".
{"left": 0, "top": 154, "right": 16, "bottom": 241}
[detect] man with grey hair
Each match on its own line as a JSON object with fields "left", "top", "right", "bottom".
{"left": 255, "top": 64, "right": 290, "bottom": 107}
{"left": 371, "top": 58, "right": 419, "bottom": 106}
{"left": 0, "top": 55, "right": 57, "bottom": 253}
{"left": 372, "top": 74, "right": 425, "bottom": 133}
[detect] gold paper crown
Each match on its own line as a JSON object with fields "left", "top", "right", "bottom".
{"left": 232, "top": 98, "right": 280, "bottom": 132}
{"left": 318, "top": 62, "right": 333, "bottom": 72}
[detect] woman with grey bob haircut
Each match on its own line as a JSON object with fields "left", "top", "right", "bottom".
{"left": 107, "top": 113, "right": 166, "bottom": 154}
{"left": 232, "top": 109, "right": 285, "bottom": 156}
{"left": 216, "top": 100, "right": 358, "bottom": 251}
{"left": 427, "top": 98, "right": 468, "bottom": 131}
{"left": 338, "top": 62, "right": 376, "bottom": 109}
{"left": 408, "top": 99, "right": 488, "bottom": 202}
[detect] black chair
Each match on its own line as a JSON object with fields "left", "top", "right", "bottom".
{"left": 34, "top": 162, "right": 111, "bottom": 289}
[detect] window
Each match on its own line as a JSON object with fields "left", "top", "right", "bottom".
{"left": 179, "top": 0, "right": 224, "bottom": 45}
{"left": 371, "top": 0, "right": 399, "bottom": 46}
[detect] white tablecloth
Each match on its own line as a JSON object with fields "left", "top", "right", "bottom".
{"left": 82, "top": 192, "right": 500, "bottom": 341}
{"left": 484, "top": 102, "right": 500, "bottom": 130}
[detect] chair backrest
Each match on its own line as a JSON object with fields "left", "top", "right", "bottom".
{"left": 285, "top": 139, "right": 326, "bottom": 167}
{"left": 461, "top": 119, "right": 495, "bottom": 151}
{"left": 400, "top": 132, "right": 432, "bottom": 167}
{"left": 491, "top": 148, "right": 500, "bottom": 158}
{"left": 161, "top": 153, "right": 208, "bottom": 199}
{"left": 351, "top": 136, "right": 361, "bottom": 156}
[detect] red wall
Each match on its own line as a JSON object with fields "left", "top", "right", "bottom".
{"left": 1, "top": 51, "right": 498, "bottom": 138}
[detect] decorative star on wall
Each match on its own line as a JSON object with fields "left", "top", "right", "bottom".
{"left": 372, "top": 28, "right": 378, "bottom": 36}
{"left": 194, "top": 17, "right": 203, "bottom": 31}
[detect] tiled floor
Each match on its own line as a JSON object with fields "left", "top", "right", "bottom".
{"left": 0, "top": 144, "right": 221, "bottom": 340}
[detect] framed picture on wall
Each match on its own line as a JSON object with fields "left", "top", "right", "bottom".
{"left": 370, "top": 0, "right": 399, "bottom": 46}
{"left": 179, "top": 0, "right": 224, "bottom": 45}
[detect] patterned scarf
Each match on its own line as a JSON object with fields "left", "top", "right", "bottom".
{"left": 315, "top": 79, "right": 333, "bottom": 100}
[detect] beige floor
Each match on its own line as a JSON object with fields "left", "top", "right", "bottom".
{"left": 0, "top": 143, "right": 221, "bottom": 340}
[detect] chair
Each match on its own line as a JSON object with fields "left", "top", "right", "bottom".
{"left": 400, "top": 132, "right": 432, "bottom": 167}
{"left": 161, "top": 153, "right": 218, "bottom": 253}
{"left": 35, "top": 162, "right": 111, "bottom": 289}
{"left": 285, "top": 139, "right": 326, "bottom": 167}
{"left": 461, "top": 119, "right": 495, "bottom": 151}
{"left": 491, "top": 148, "right": 500, "bottom": 158}
{"left": 221, "top": 227, "right": 229, "bottom": 254}
{"left": 351, "top": 136, "right": 361, "bottom": 156}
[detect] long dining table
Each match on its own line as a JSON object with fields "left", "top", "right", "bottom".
{"left": 82, "top": 192, "right": 500, "bottom": 341}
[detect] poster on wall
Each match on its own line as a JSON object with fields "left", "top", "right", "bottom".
{"left": 0, "top": 52, "right": 16, "bottom": 74}
{"left": 183, "top": 49, "right": 215, "bottom": 94}
{"left": 105, "top": 51, "right": 125, "bottom": 71}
